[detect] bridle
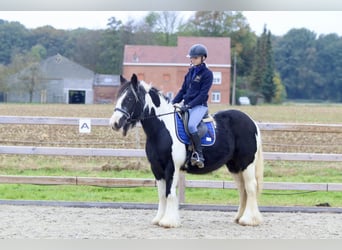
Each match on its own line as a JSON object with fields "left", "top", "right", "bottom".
{"left": 114, "top": 107, "right": 133, "bottom": 121}
{"left": 113, "top": 84, "right": 142, "bottom": 124}
{"left": 114, "top": 85, "right": 177, "bottom": 124}
{"left": 114, "top": 105, "right": 177, "bottom": 124}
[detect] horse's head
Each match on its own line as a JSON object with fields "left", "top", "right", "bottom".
{"left": 109, "top": 74, "right": 144, "bottom": 136}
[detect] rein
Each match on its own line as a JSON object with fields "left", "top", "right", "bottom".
{"left": 140, "top": 110, "right": 177, "bottom": 121}
{"left": 114, "top": 107, "right": 177, "bottom": 123}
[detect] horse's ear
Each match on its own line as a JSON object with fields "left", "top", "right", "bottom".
{"left": 120, "top": 75, "right": 127, "bottom": 85}
{"left": 131, "top": 74, "right": 139, "bottom": 89}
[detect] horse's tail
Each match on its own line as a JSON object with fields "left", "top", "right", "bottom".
{"left": 255, "top": 124, "right": 264, "bottom": 195}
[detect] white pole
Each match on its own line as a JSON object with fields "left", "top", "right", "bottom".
{"left": 232, "top": 51, "right": 237, "bottom": 105}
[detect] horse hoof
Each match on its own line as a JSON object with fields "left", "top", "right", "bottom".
{"left": 158, "top": 218, "right": 181, "bottom": 228}
{"left": 238, "top": 215, "right": 263, "bottom": 226}
{"left": 151, "top": 218, "right": 160, "bottom": 225}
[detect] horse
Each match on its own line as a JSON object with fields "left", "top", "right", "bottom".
{"left": 110, "top": 74, "right": 264, "bottom": 228}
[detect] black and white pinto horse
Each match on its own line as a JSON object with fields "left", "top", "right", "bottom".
{"left": 110, "top": 74, "right": 264, "bottom": 227}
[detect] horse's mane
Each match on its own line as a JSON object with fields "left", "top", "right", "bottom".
{"left": 116, "top": 81, "right": 131, "bottom": 99}
{"left": 149, "top": 85, "right": 171, "bottom": 103}
{"left": 117, "top": 80, "right": 171, "bottom": 103}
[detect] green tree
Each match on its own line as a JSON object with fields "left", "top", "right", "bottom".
{"left": 178, "top": 11, "right": 250, "bottom": 36}
{"left": 250, "top": 26, "right": 277, "bottom": 103}
{"left": 97, "top": 17, "right": 124, "bottom": 74}
{"left": 0, "top": 64, "right": 10, "bottom": 93}
{"left": 0, "top": 20, "right": 30, "bottom": 64}
{"left": 9, "top": 47, "right": 46, "bottom": 103}
{"left": 273, "top": 72, "right": 286, "bottom": 104}
{"left": 30, "top": 26, "right": 69, "bottom": 57}
{"left": 262, "top": 30, "right": 276, "bottom": 102}
{"left": 314, "top": 34, "right": 342, "bottom": 102}
{"left": 274, "top": 28, "right": 317, "bottom": 100}
{"left": 144, "top": 11, "right": 182, "bottom": 45}
{"left": 65, "top": 28, "right": 104, "bottom": 71}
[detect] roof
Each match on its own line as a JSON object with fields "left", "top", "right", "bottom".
{"left": 123, "top": 36, "right": 231, "bottom": 66}
{"left": 40, "top": 54, "right": 94, "bottom": 79}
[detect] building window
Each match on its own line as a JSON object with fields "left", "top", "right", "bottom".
{"left": 211, "top": 91, "right": 221, "bottom": 103}
{"left": 163, "top": 73, "right": 171, "bottom": 82}
{"left": 133, "top": 52, "right": 139, "bottom": 62}
{"left": 213, "top": 72, "right": 222, "bottom": 85}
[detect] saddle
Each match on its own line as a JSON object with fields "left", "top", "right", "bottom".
{"left": 174, "top": 111, "right": 216, "bottom": 146}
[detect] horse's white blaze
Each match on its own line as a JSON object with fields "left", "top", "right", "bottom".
{"left": 109, "top": 91, "right": 127, "bottom": 128}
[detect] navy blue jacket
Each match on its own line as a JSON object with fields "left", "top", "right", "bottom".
{"left": 172, "top": 63, "right": 213, "bottom": 107}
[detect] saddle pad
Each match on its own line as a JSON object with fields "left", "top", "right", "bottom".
{"left": 174, "top": 113, "right": 216, "bottom": 146}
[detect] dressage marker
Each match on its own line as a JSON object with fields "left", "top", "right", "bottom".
{"left": 110, "top": 74, "right": 264, "bottom": 227}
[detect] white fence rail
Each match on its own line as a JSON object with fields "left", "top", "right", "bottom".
{"left": 0, "top": 115, "right": 341, "bottom": 202}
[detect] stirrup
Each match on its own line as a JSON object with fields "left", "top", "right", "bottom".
{"left": 191, "top": 152, "right": 205, "bottom": 168}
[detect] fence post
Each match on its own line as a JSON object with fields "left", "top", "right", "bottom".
{"left": 178, "top": 172, "right": 186, "bottom": 204}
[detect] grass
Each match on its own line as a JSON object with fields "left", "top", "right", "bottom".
{"left": 0, "top": 183, "right": 341, "bottom": 207}
{"left": 0, "top": 156, "right": 341, "bottom": 207}
{"left": 0, "top": 103, "right": 341, "bottom": 207}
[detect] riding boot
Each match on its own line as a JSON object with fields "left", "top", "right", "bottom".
{"left": 190, "top": 132, "right": 205, "bottom": 168}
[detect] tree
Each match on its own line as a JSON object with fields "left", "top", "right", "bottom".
{"left": 179, "top": 11, "right": 244, "bottom": 36}
{"left": 30, "top": 26, "right": 69, "bottom": 57}
{"left": 0, "top": 20, "right": 30, "bottom": 64}
{"left": 273, "top": 71, "right": 287, "bottom": 103}
{"left": 250, "top": 26, "right": 277, "bottom": 103}
{"left": 18, "top": 62, "right": 42, "bottom": 103}
{"left": 65, "top": 28, "right": 103, "bottom": 71}
{"left": 97, "top": 17, "right": 125, "bottom": 74}
{"left": 274, "top": 28, "right": 318, "bottom": 100}
{"left": 144, "top": 11, "right": 182, "bottom": 45}
{"left": 9, "top": 46, "right": 46, "bottom": 103}
{"left": 0, "top": 63, "right": 10, "bottom": 93}
{"left": 314, "top": 34, "right": 342, "bottom": 102}
{"left": 262, "top": 31, "right": 276, "bottom": 102}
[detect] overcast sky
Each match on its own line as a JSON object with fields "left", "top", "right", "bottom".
{"left": 0, "top": 11, "right": 341, "bottom": 36}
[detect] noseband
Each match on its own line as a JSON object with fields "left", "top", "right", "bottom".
{"left": 114, "top": 107, "right": 132, "bottom": 121}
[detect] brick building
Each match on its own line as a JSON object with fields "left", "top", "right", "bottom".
{"left": 122, "top": 36, "right": 231, "bottom": 104}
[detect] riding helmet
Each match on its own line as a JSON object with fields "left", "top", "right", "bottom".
{"left": 187, "top": 44, "right": 208, "bottom": 58}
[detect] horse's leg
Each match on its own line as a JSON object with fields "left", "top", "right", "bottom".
{"left": 151, "top": 179, "right": 166, "bottom": 225}
{"left": 238, "top": 163, "right": 263, "bottom": 226}
{"left": 231, "top": 172, "right": 247, "bottom": 223}
{"left": 158, "top": 165, "right": 180, "bottom": 228}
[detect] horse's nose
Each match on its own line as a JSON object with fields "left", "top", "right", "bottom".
{"left": 109, "top": 115, "right": 119, "bottom": 130}
{"left": 113, "top": 121, "right": 120, "bottom": 130}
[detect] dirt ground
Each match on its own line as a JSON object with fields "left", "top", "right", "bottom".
{"left": 0, "top": 205, "right": 341, "bottom": 239}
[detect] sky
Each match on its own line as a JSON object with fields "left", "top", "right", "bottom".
{"left": 0, "top": 11, "right": 341, "bottom": 37}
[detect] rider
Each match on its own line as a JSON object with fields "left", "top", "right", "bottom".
{"left": 172, "top": 44, "right": 213, "bottom": 168}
